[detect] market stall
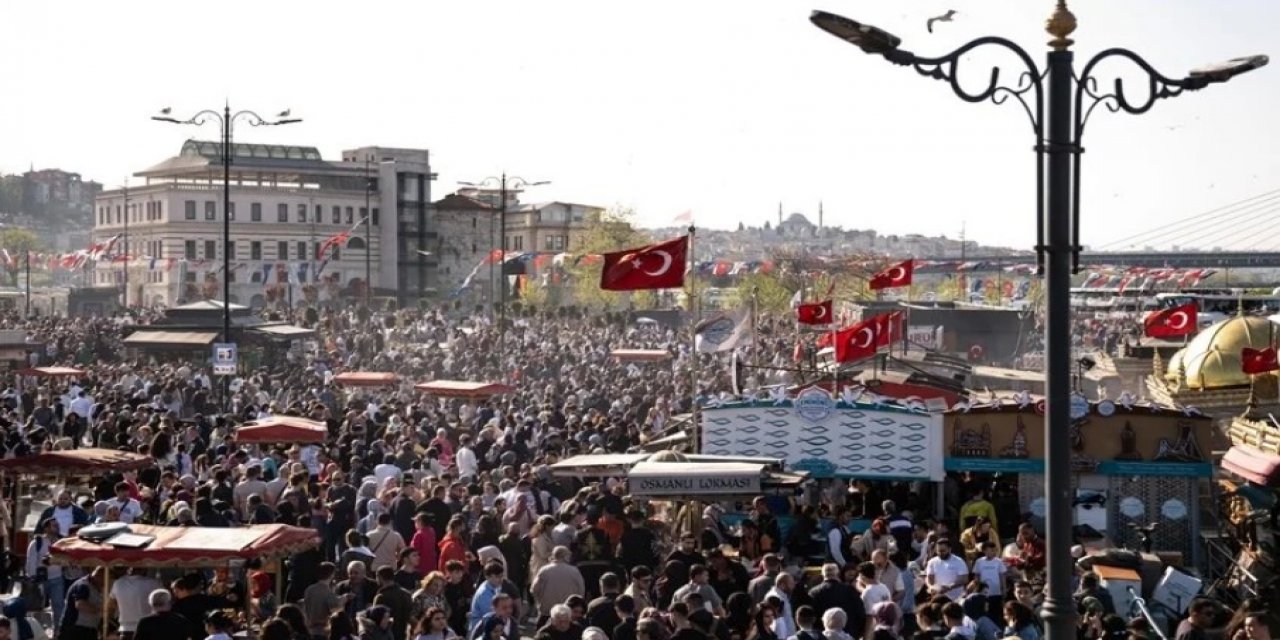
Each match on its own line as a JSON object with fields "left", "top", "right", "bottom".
{"left": 333, "top": 371, "right": 400, "bottom": 387}
{"left": 0, "top": 448, "right": 154, "bottom": 553}
{"left": 15, "top": 366, "right": 86, "bottom": 378}
{"left": 234, "top": 415, "right": 328, "bottom": 445}
{"left": 414, "top": 380, "right": 516, "bottom": 399}
{"left": 610, "top": 349, "right": 673, "bottom": 363}
{"left": 50, "top": 523, "right": 320, "bottom": 636}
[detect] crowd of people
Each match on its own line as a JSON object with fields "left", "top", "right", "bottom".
{"left": 0, "top": 306, "right": 1272, "bottom": 640}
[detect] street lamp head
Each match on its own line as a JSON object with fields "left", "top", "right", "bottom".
{"left": 810, "top": 10, "right": 902, "bottom": 55}
{"left": 529, "top": 181, "right": 551, "bottom": 187}
{"left": 1188, "top": 54, "right": 1269, "bottom": 84}
{"left": 151, "top": 115, "right": 181, "bottom": 124}
{"left": 273, "top": 118, "right": 303, "bottom": 125}
{"left": 457, "top": 181, "right": 479, "bottom": 187}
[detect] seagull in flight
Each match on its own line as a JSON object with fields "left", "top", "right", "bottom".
{"left": 927, "top": 9, "right": 957, "bottom": 33}
{"left": 159, "top": 107, "right": 171, "bottom": 115}
{"left": 277, "top": 109, "right": 291, "bottom": 118}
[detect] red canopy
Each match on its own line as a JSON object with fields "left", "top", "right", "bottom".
{"left": 17, "top": 366, "right": 86, "bottom": 378}
{"left": 414, "top": 380, "right": 515, "bottom": 399}
{"left": 610, "top": 349, "right": 672, "bottom": 362}
{"left": 234, "top": 416, "right": 328, "bottom": 445}
{"left": 50, "top": 523, "right": 319, "bottom": 568}
{"left": 1222, "top": 444, "right": 1280, "bottom": 488}
{"left": 333, "top": 371, "right": 399, "bottom": 387}
{"left": 0, "top": 448, "right": 152, "bottom": 475}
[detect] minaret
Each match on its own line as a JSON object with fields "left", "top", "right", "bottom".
{"left": 777, "top": 202, "right": 783, "bottom": 227}
{"left": 819, "top": 200, "right": 824, "bottom": 230}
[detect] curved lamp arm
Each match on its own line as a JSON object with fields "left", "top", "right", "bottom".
{"left": 1074, "top": 48, "right": 1206, "bottom": 137}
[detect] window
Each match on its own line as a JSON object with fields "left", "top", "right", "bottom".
{"left": 298, "top": 203, "right": 307, "bottom": 222}
{"left": 544, "top": 235, "right": 567, "bottom": 251}
{"left": 313, "top": 242, "right": 321, "bottom": 260}
{"left": 314, "top": 204, "right": 321, "bottom": 221}
{"left": 359, "top": 207, "right": 368, "bottom": 223}
{"left": 297, "top": 241, "right": 307, "bottom": 260}
{"left": 228, "top": 268, "right": 237, "bottom": 283}
{"left": 345, "top": 207, "right": 354, "bottom": 224}
{"left": 204, "top": 240, "right": 216, "bottom": 259}
{"left": 331, "top": 206, "right": 340, "bottom": 224}
{"left": 251, "top": 203, "right": 262, "bottom": 222}
{"left": 227, "top": 241, "right": 236, "bottom": 260}
{"left": 227, "top": 202, "right": 236, "bottom": 221}
{"left": 204, "top": 201, "right": 216, "bottom": 220}
{"left": 471, "top": 217, "right": 477, "bottom": 229}
{"left": 185, "top": 201, "right": 196, "bottom": 220}
{"left": 277, "top": 241, "right": 289, "bottom": 259}
{"left": 250, "top": 241, "right": 261, "bottom": 260}
{"left": 115, "top": 205, "right": 121, "bottom": 224}
{"left": 509, "top": 235, "right": 523, "bottom": 251}
{"left": 184, "top": 271, "right": 196, "bottom": 283}
{"left": 331, "top": 245, "right": 340, "bottom": 260}
{"left": 277, "top": 203, "right": 288, "bottom": 222}
{"left": 371, "top": 207, "right": 380, "bottom": 226}
{"left": 185, "top": 240, "right": 196, "bottom": 259}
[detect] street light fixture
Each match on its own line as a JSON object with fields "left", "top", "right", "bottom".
{"left": 811, "top": 4, "right": 1265, "bottom": 640}
{"left": 152, "top": 104, "right": 301, "bottom": 409}
{"left": 457, "top": 174, "right": 550, "bottom": 376}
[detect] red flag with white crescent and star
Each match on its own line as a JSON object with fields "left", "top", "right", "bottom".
{"left": 1242, "top": 347, "right": 1279, "bottom": 375}
{"left": 796, "top": 299, "right": 833, "bottom": 325}
{"left": 1143, "top": 302, "right": 1197, "bottom": 338}
{"left": 834, "top": 317, "right": 879, "bottom": 363}
{"left": 869, "top": 259, "right": 914, "bottom": 290}
{"left": 599, "top": 235, "right": 688, "bottom": 291}
{"left": 873, "top": 310, "right": 905, "bottom": 347}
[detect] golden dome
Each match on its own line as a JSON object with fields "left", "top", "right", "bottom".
{"left": 1165, "top": 348, "right": 1186, "bottom": 382}
{"left": 1179, "top": 315, "right": 1274, "bottom": 390}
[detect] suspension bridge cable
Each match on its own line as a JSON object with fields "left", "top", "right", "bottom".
{"left": 1096, "top": 187, "right": 1280, "bottom": 250}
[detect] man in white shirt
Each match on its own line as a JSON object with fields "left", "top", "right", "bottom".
{"left": 106, "top": 482, "right": 143, "bottom": 524}
{"left": 971, "top": 541, "right": 1008, "bottom": 600}
{"left": 924, "top": 538, "right": 969, "bottom": 601}
{"left": 765, "top": 573, "right": 796, "bottom": 639}
{"left": 455, "top": 435, "right": 478, "bottom": 480}
{"left": 110, "top": 568, "right": 163, "bottom": 637}
{"left": 69, "top": 391, "right": 93, "bottom": 423}
{"left": 857, "top": 562, "right": 892, "bottom": 617}
{"left": 373, "top": 454, "right": 403, "bottom": 487}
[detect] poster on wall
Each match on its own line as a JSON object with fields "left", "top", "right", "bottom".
{"left": 701, "top": 388, "right": 945, "bottom": 481}
{"left": 907, "top": 325, "right": 942, "bottom": 350}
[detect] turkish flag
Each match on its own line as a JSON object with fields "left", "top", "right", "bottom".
{"left": 797, "top": 300, "right": 833, "bottom": 325}
{"left": 834, "top": 318, "right": 879, "bottom": 363}
{"left": 1143, "top": 302, "right": 1197, "bottom": 338}
{"left": 869, "top": 259, "right": 914, "bottom": 290}
{"left": 872, "top": 311, "right": 904, "bottom": 347}
{"left": 1242, "top": 347, "right": 1279, "bottom": 374}
{"left": 599, "top": 235, "right": 688, "bottom": 291}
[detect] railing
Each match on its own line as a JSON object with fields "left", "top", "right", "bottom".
{"left": 1126, "top": 586, "right": 1169, "bottom": 640}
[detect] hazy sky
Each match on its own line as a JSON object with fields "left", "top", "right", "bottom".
{"left": 2, "top": 0, "right": 1276, "bottom": 249}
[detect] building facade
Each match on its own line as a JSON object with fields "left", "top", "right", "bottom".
{"left": 93, "top": 140, "right": 434, "bottom": 309}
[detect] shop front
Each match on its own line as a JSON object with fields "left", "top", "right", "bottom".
{"left": 943, "top": 396, "right": 1217, "bottom": 565}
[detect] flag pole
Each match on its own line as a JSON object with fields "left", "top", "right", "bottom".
{"left": 688, "top": 225, "right": 700, "bottom": 454}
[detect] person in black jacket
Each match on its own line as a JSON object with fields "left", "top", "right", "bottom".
{"left": 585, "top": 573, "right": 622, "bottom": 635}
{"left": 135, "top": 589, "right": 196, "bottom": 640}
{"left": 617, "top": 510, "right": 658, "bottom": 573}
{"left": 807, "top": 563, "right": 865, "bottom": 638}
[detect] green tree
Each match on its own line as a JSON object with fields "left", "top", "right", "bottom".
{"left": 568, "top": 206, "right": 653, "bottom": 310}
{"left": 728, "top": 271, "right": 793, "bottom": 312}
{"left": 0, "top": 228, "right": 39, "bottom": 286}
{"left": 0, "top": 176, "right": 23, "bottom": 214}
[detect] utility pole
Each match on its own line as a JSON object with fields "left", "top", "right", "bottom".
{"left": 122, "top": 181, "right": 130, "bottom": 309}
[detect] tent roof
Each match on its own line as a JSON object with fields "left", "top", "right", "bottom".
{"left": 414, "top": 380, "right": 516, "bottom": 398}
{"left": 610, "top": 349, "right": 672, "bottom": 362}
{"left": 234, "top": 416, "right": 328, "bottom": 444}
{"left": 333, "top": 371, "right": 399, "bottom": 387}
{"left": 16, "top": 366, "right": 85, "bottom": 378}
{"left": 0, "top": 448, "right": 152, "bottom": 475}
{"left": 122, "top": 330, "right": 219, "bottom": 347}
{"left": 50, "top": 523, "right": 318, "bottom": 568}
{"left": 1222, "top": 444, "right": 1280, "bottom": 488}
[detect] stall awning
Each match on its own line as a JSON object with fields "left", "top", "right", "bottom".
{"left": 0, "top": 448, "right": 153, "bottom": 475}
{"left": 50, "top": 523, "right": 319, "bottom": 568}
{"left": 1222, "top": 444, "right": 1280, "bottom": 488}
{"left": 611, "top": 349, "right": 672, "bottom": 362}
{"left": 333, "top": 371, "right": 399, "bottom": 387}
{"left": 235, "top": 416, "right": 328, "bottom": 444}
{"left": 627, "top": 462, "right": 766, "bottom": 497}
{"left": 122, "top": 330, "right": 219, "bottom": 347}
{"left": 550, "top": 453, "right": 651, "bottom": 477}
{"left": 414, "top": 380, "right": 515, "bottom": 398}
{"left": 251, "top": 324, "right": 316, "bottom": 340}
{"left": 16, "top": 366, "right": 85, "bottom": 378}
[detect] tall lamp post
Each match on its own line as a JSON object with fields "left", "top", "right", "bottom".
{"left": 152, "top": 105, "right": 301, "bottom": 406}
{"left": 458, "top": 174, "right": 549, "bottom": 375}
{"left": 810, "top": 4, "right": 1265, "bottom": 640}
{"left": 121, "top": 181, "right": 130, "bottom": 310}
{"left": 364, "top": 156, "right": 374, "bottom": 309}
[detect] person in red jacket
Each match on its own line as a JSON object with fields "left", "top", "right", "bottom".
{"left": 412, "top": 513, "right": 439, "bottom": 574}
{"left": 437, "top": 516, "right": 468, "bottom": 572}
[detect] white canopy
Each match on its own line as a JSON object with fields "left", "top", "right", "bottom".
{"left": 627, "top": 461, "right": 765, "bottom": 497}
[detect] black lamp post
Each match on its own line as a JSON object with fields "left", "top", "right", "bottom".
{"left": 810, "top": 4, "right": 1265, "bottom": 640}
{"left": 458, "top": 174, "right": 549, "bottom": 375}
{"left": 152, "top": 105, "right": 301, "bottom": 407}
